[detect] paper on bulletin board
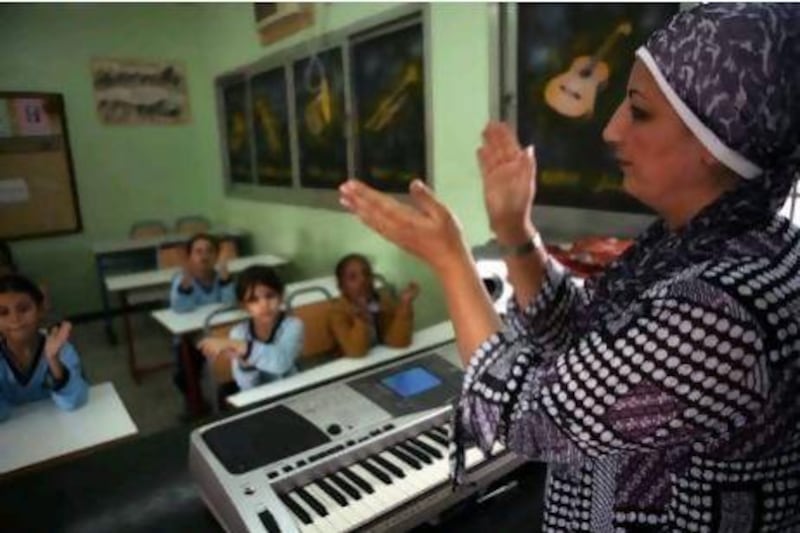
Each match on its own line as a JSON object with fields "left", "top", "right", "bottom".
{"left": 0, "top": 178, "right": 31, "bottom": 205}
{"left": 13, "top": 98, "right": 52, "bottom": 136}
{"left": 0, "top": 100, "right": 12, "bottom": 137}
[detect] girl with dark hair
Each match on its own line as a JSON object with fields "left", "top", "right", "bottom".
{"left": 0, "top": 274, "right": 88, "bottom": 422}
{"left": 330, "top": 253, "right": 419, "bottom": 357}
{"left": 198, "top": 265, "right": 303, "bottom": 390}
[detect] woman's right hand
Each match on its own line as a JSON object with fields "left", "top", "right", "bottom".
{"left": 477, "top": 121, "right": 538, "bottom": 244}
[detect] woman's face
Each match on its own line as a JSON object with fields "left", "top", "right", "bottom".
{"left": 0, "top": 292, "right": 42, "bottom": 345}
{"left": 338, "top": 258, "right": 374, "bottom": 304}
{"left": 603, "top": 60, "right": 719, "bottom": 218}
{"left": 188, "top": 239, "right": 217, "bottom": 275}
{"left": 242, "top": 284, "right": 282, "bottom": 324}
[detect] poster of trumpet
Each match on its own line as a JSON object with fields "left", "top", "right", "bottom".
{"left": 516, "top": 4, "right": 676, "bottom": 213}
{"left": 352, "top": 22, "right": 426, "bottom": 193}
{"left": 294, "top": 47, "right": 348, "bottom": 189}
{"left": 91, "top": 58, "right": 191, "bottom": 125}
{"left": 250, "top": 66, "right": 292, "bottom": 187}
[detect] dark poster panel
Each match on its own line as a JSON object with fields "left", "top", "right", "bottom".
{"left": 294, "top": 48, "right": 348, "bottom": 189}
{"left": 251, "top": 67, "right": 293, "bottom": 187}
{"left": 516, "top": 3, "right": 677, "bottom": 212}
{"left": 222, "top": 78, "right": 253, "bottom": 184}
{"left": 352, "top": 23, "right": 426, "bottom": 193}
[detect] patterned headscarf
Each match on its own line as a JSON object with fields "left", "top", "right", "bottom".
{"left": 583, "top": 3, "right": 800, "bottom": 330}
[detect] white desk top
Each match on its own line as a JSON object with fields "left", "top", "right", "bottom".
{"left": 227, "top": 321, "right": 456, "bottom": 408}
{"left": 105, "top": 253, "right": 289, "bottom": 293}
{"left": 0, "top": 382, "right": 138, "bottom": 475}
{"left": 92, "top": 227, "right": 246, "bottom": 255}
{"left": 150, "top": 275, "right": 341, "bottom": 336}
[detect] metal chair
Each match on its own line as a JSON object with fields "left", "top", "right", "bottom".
{"left": 175, "top": 216, "right": 211, "bottom": 236}
{"left": 129, "top": 220, "right": 168, "bottom": 240}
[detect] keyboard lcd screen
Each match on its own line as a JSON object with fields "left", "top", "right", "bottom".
{"left": 381, "top": 367, "right": 442, "bottom": 398}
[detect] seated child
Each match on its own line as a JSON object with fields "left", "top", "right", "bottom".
{"left": 169, "top": 233, "right": 236, "bottom": 407}
{"left": 198, "top": 265, "right": 303, "bottom": 391}
{"left": 170, "top": 233, "right": 235, "bottom": 312}
{"left": 0, "top": 274, "right": 88, "bottom": 422}
{"left": 329, "top": 253, "right": 419, "bottom": 357}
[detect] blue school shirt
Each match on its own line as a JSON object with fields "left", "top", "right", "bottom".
{"left": 229, "top": 314, "right": 303, "bottom": 390}
{"left": 0, "top": 334, "right": 89, "bottom": 423}
{"left": 169, "top": 272, "right": 236, "bottom": 313}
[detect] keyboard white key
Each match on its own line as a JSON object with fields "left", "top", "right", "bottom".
{"left": 303, "top": 484, "right": 353, "bottom": 531}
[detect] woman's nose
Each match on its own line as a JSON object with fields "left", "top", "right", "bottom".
{"left": 602, "top": 101, "right": 627, "bottom": 145}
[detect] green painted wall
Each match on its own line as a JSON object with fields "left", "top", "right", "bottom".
{"left": 1, "top": 3, "right": 496, "bottom": 327}
{"left": 0, "top": 3, "right": 219, "bottom": 315}
{"left": 201, "top": 3, "right": 495, "bottom": 328}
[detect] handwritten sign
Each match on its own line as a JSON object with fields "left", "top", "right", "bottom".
{"left": 91, "top": 58, "right": 191, "bottom": 125}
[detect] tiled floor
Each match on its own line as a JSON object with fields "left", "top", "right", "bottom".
{"left": 71, "top": 311, "right": 188, "bottom": 436}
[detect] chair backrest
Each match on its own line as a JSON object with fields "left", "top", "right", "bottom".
{"left": 286, "top": 286, "right": 337, "bottom": 361}
{"left": 129, "top": 220, "right": 168, "bottom": 240}
{"left": 218, "top": 237, "right": 239, "bottom": 262}
{"left": 157, "top": 242, "right": 187, "bottom": 269}
{"left": 175, "top": 216, "right": 211, "bottom": 236}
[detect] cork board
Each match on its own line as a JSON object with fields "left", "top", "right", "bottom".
{"left": 0, "top": 92, "right": 83, "bottom": 240}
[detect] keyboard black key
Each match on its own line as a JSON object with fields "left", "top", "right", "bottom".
{"left": 426, "top": 429, "right": 449, "bottom": 447}
{"left": 373, "top": 455, "right": 406, "bottom": 478}
{"left": 317, "top": 478, "right": 348, "bottom": 507}
{"left": 258, "top": 508, "right": 281, "bottom": 533}
{"left": 342, "top": 467, "right": 374, "bottom": 494}
{"left": 361, "top": 460, "right": 392, "bottom": 485}
{"left": 412, "top": 437, "right": 444, "bottom": 459}
{"left": 389, "top": 447, "right": 422, "bottom": 470}
{"left": 430, "top": 426, "right": 449, "bottom": 440}
{"left": 279, "top": 494, "right": 312, "bottom": 525}
{"left": 296, "top": 486, "right": 328, "bottom": 517}
{"left": 401, "top": 441, "right": 433, "bottom": 464}
{"left": 330, "top": 472, "right": 362, "bottom": 500}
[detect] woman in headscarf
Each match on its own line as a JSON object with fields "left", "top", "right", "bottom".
{"left": 340, "top": 4, "right": 800, "bottom": 531}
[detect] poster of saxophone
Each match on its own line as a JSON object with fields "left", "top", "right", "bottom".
{"left": 516, "top": 4, "right": 676, "bottom": 213}
{"left": 352, "top": 22, "right": 426, "bottom": 193}
{"left": 91, "top": 58, "right": 190, "bottom": 125}
{"left": 250, "top": 66, "right": 293, "bottom": 187}
{"left": 294, "top": 47, "right": 348, "bottom": 189}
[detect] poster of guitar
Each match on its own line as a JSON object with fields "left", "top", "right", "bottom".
{"left": 516, "top": 4, "right": 677, "bottom": 213}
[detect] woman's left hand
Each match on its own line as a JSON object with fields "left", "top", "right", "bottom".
{"left": 339, "top": 179, "right": 467, "bottom": 274}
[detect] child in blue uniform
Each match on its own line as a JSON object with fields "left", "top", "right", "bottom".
{"left": 0, "top": 274, "right": 88, "bottom": 422}
{"left": 170, "top": 233, "right": 236, "bottom": 414}
{"left": 198, "top": 265, "right": 303, "bottom": 391}
{"left": 170, "top": 233, "right": 235, "bottom": 312}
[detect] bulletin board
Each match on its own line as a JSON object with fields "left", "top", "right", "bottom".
{"left": 0, "top": 92, "right": 83, "bottom": 240}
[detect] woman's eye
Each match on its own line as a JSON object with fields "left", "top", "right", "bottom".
{"left": 630, "top": 105, "right": 650, "bottom": 122}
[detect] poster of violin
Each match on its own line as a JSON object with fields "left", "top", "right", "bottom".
{"left": 250, "top": 66, "right": 293, "bottom": 187}
{"left": 516, "top": 4, "right": 677, "bottom": 213}
{"left": 294, "top": 47, "right": 348, "bottom": 189}
{"left": 352, "top": 22, "right": 426, "bottom": 193}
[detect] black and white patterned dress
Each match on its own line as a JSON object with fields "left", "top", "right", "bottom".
{"left": 455, "top": 216, "right": 800, "bottom": 532}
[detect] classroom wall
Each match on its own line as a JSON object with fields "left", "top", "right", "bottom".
{"left": 0, "top": 3, "right": 219, "bottom": 315}
{"left": 198, "top": 3, "right": 495, "bottom": 328}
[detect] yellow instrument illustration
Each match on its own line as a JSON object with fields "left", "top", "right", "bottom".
{"left": 254, "top": 97, "right": 283, "bottom": 155}
{"left": 304, "top": 76, "right": 333, "bottom": 136}
{"left": 543, "top": 22, "right": 632, "bottom": 119}
{"left": 228, "top": 112, "right": 247, "bottom": 152}
{"left": 364, "top": 62, "right": 421, "bottom": 133}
